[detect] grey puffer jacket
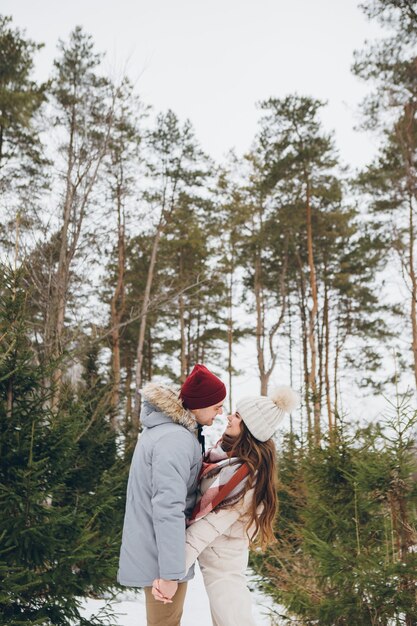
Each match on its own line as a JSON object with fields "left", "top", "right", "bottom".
{"left": 117, "top": 382, "right": 202, "bottom": 588}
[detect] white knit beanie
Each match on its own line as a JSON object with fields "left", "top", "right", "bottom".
{"left": 236, "top": 386, "right": 300, "bottom": 442}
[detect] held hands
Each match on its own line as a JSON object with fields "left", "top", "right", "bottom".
{"left": 151, "top": 578, "right": 178, "bottom": 603}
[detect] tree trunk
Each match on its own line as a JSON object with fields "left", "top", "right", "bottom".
{"left": 305, "top": 180, "right": 320, "bottom": 443}
{"left": 0, "top": 124, "right": 3, "bottom": 168}
{"left": 49, "top": 104, "right": 76, "bottom": 408}
{"left": 299, "top": 278, "right": 312, "bottom": 439}
{"left": 178, "top": 248, "right": 187, "bottom": 382}
{"left": 7, "top": 223, "right": 20, "bottom": 438}
{"left": 147, "top": 325, "right": 153, "bottom": 381}
{"left": 323, "top": 278, "right": 333, "bottom": 434}
{"left": 227, "top": 261, "right": 234, "bottom": 414}
{"left": 109, "top": 181, "right": 126, "bottom": 430}
{"left": 296, "top": 250, "right": 312, "bottom": 439}
{"left": 179, "top": 296, "right": 187, "bottom": 384}
{"left": 187, "top": 309, "right": 192, "bottom": 375}
{"left": 195, "top": 306, "right": 201, "bottom": 365}
{"left": 124, "top": 354, "right": 133, "bottom": 427}
{"left": 133, "top": 218, "right": 164, "bottom": 431}
{"left": 397, "top": 102, "right": 417, "bottom": 389}
{"left": 252, "top": 203, "right": 287, "bottom": 395}
{"left": 388, "top": 477, "right": 415, "bottom": 626}
{"left": 334, "top": 320, "right": 341, "bottom": 418}
{"left": 317, "top": 299, "right": 324, "bottom": 421}
{"left": 254, "top": 253, "right": 268, "bottom": 395}
{"left": 288, "top": 301, "right": 294, "bottom": 436}
{"left": 407, "top": 196, "right": 417, "bottom": 389}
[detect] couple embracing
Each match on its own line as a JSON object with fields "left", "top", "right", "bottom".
{"left": 118, "top": 364, "right": 299, "bottom": 626}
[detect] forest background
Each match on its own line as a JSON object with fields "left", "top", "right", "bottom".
{"left": 1, "top": 1, "right": 416, "bottom": 625}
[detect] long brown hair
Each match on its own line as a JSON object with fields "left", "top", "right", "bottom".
{"left": 228, "top": 422, "right": 277, "bottom": 550}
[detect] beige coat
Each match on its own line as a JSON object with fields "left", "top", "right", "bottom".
{"left": 185, "top": 490, "right": 258, "bottom": 626}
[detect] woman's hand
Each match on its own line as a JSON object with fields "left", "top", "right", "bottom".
{"left": 151, "top": 578, "right": 178, "bottom": 603}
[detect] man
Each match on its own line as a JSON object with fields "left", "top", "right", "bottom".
{"left": 118, "top": 364, "right": 226, "bottom": 626}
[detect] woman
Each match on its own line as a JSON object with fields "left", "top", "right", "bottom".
{"left": 152, "top": 385, "right": 299, "bottom": 626}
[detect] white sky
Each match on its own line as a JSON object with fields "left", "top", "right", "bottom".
{"left": 5, "top": 0, "right": 384, "bottom": 168}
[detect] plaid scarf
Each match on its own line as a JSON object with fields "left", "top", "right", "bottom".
{"left": 187, "top": 438, "right": 249, "bottom": 526}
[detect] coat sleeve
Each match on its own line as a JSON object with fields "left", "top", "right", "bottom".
{"left": 151, "top": 431, "right": 196, "bottom": 580}
{"left": 184, "top": 489, "right": 254, "bottom": 571}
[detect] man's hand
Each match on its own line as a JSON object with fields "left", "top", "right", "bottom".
{"left": 151, "top": 578, "right": 178, "bottom": 603}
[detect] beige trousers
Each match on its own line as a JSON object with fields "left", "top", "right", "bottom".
{"left": 144, "top": 582, "right": 188, "bottom": 626}
{"left": 198, "top": 538, "right": 256, "bottom": 626}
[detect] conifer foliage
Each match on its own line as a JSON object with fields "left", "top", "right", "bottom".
{"left": 0, "top": 265, "right": 124, "bottom": 624}
{"left": 252, "top": 407, "right": 417, "bottom": 625}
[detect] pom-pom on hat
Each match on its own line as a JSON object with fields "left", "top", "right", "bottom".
{"left": 180, "top": 364, "right": 226, "bottom": 410}
{"left": 236, "top": 385, "right": 300, "bottom": 442}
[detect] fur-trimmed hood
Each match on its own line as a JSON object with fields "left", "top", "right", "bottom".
{"left": 140, "top": 382, "right": 197, "bottom": 432}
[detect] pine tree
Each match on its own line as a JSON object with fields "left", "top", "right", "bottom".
{"left": 257, "top": 96, "right": 343, "bottom": 440}
{"left": 235, "top": 143, "right": 291, "bottom": 397}
{"left": 44, "top": 26, "right": 114, "bottom": 406}
{"left": 0, "top": 264, "right": 125, "bottom": 625}
{"left": 0, "top": 15, "right": 45, "bottom": 188}
{"left": 157, "top": 192, "right": 228, "bottom": 382}
{"left": 244, "top": 95, "right": 389, "bottom": 438}
{"left": 133, "top": 110, "right": 210, "bottom": 426}
{"left": 103, "top": 77, "right": 143, "bottom": 430}
{"left": 213, "top": 163, "right": 253, "bottom": 411}
{"left": 253, "top": 408, "right": 417, "bottom": 625}
{"left": 0, "top": 15, "right": 47, "bottom": 259}
{"left": 353, "top": 0, "right": 417, "bottom": 388}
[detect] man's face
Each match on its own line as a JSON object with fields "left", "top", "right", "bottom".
{"left": 193, "top": 402, "right": 224, "bottom": 427}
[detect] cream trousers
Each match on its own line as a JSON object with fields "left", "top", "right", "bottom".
{"left": 198, "top": 536, "right": 256, "bottom": 626}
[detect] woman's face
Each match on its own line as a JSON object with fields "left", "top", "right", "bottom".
{"left": 225, "top": 412, "right": 243, "bottom": 437}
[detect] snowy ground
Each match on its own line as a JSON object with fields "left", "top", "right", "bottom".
{"left": 80, "top": 564, "right": 284, "bottom": 625}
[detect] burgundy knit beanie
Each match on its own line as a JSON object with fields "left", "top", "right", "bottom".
{"left": 180, "top": 364, "right": 226, "bottom": 410}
